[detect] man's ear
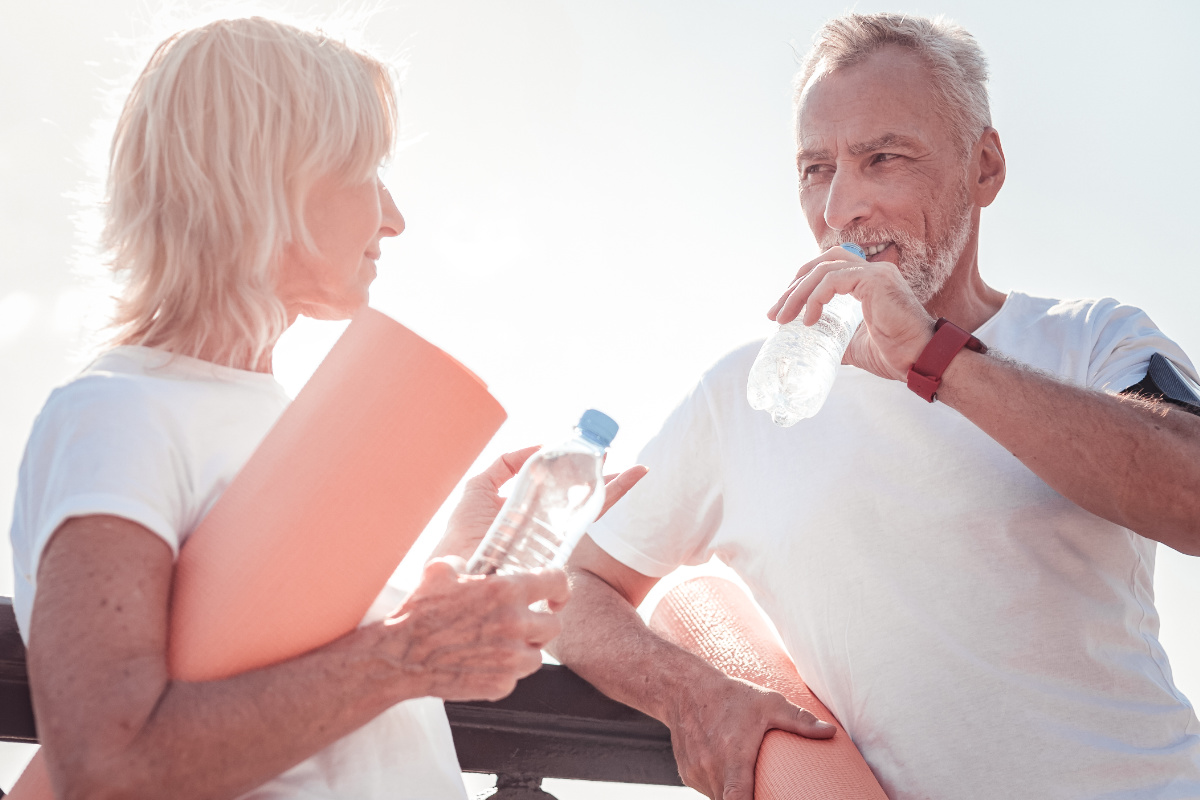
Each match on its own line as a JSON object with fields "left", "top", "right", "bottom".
{"left": 971, "top": 127, "right": 1006, "bottom": 208}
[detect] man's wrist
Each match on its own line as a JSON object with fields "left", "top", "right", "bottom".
{"left": 906, "top": 318, "right": 988, "bottom": 402}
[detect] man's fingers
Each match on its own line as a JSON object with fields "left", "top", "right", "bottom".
{"left": 768, "top": 277, "right": 804, "bottom": 321}
{"left": 599, "top": 465, "right": 649, "bottom": 518}
{"left": 776, "top": 261, "right": 840, "bottom": 324}
{"left": 771, "top": 701, "right": 837, "bottom": 739}
{"left": 774, "top": 253, "right": 866, "bottom": 324}
{"left": 720, "top": 762, "right": 755, "bottom": 800}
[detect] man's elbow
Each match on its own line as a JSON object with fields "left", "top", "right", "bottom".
{"left": 1167, "top": 530, "right": 1200, "bottom": 558}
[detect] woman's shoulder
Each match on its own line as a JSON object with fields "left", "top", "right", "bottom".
{"left": 39, "top": 351, "right": 168, "bottom": 431}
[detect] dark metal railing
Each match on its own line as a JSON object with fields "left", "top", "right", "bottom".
{"left": 0, "top": 598, "right": 682, "bottom": 799}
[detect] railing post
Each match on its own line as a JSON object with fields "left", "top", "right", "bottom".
{"left": 488, "top": 773, "right": 557, "bottom": 799}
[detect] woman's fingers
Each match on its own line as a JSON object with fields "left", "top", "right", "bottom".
{"left": 599, "top": 465, "right": 649, "bottom": 518}
{"left": 511, "top": 567, "right": 571, "bottom": 611}
{"left": 473, "top": 445, "right": 540, "bottom": 492}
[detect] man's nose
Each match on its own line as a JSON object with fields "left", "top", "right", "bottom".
{"left": 823, "top": 167, "right": 873, "bottom": 232}
{"left": 378, "top": 180, "right": 405, "bottom": 238}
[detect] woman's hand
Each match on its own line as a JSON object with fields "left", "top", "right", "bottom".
{"left": 368, "top": 560, "right": 571, "bottom": 702}
{"left": 433, "top": 447, "right": 649, "bottom": 563}
{"left": 433, "top": 446, "right": 541, "bottom": 562}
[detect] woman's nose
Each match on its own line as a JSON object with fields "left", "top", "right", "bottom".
{"left": 379, "top": 180, "right": 404, "bottom": 237}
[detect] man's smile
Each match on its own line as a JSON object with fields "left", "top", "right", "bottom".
{"left": 860, "top": 241, "right": 894, "bottom": 260}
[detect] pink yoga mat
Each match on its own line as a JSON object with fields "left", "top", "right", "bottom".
{"left": 11, "top": 307, "right": 506, "bottom": 797}
{"left": 648, "top": 577, "right": 887, "bottom": 799}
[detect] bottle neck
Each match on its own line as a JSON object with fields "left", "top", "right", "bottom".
{"left": 574, "top": 431, "right": 610, "bottom": 454}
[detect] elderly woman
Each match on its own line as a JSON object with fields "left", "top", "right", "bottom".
{"left": 9, "top": 17, "right": 638, "bottom": 800}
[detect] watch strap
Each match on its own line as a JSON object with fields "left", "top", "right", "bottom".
{"left": 906, "top": 318, "right": 987, "bottom": 402}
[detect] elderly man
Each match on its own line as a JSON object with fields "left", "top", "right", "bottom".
{"left": 549, "top": 12, "right": 1200, "bottom": 800}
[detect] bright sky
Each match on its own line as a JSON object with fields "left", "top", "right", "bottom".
{"left": 2, "top": 0, "right": 1198, "bottom": 796}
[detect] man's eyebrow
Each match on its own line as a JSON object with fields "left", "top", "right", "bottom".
{"left": 796, "top": 146, "right": 832, "bottom": 164}
{"left": 848, "top": 133, "right": 923, "bottom": 156}
{"left": 797, "top": 133, "right": 924, "bottom": 163}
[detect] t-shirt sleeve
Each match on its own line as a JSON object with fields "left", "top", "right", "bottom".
{"left": 1085, "top": 300, "right": 1199, "bottom": 393}
{"left": 13, "top": 377, "right": 188, "bottom": 581}
{"left": 586, "top": 378, "right": 725, "bottom": 578}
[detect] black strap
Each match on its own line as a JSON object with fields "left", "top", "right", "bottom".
{"left": 1120, "top": 353, "right": 1200, "bottom": 416}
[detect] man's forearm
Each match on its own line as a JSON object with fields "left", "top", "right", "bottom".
{"left": 549, "top": 567, "right": 721, "bottom": 725}
{"left": 939, "top": 349, "right": 1200, "bottom": 553}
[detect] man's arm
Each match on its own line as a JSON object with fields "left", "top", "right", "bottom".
{"left": 772, "top": 251, "right": 1200, "bottom": 555}
{"left": 30, "top": 515, "right": 567, "bottom": 800}
{"left": 937, "top": 349, "right": 1200, "bottom": 553}
{"left": 550, "top": 536, "right": 834, "bottom": 800}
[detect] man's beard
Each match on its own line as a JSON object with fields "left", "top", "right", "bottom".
{"left": 821, "top": 189, "right": 973, "bottom": 304}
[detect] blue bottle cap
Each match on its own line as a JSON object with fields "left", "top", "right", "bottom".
{"left": 578, "top": 409, "right": 619, "bottom": 448}
{"left": 841, "top": 243, "right": 866, "bottom": 259}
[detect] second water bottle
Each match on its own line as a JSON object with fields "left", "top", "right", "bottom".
{"left": 467, "top": 410, "right": 618, "bottom": 575}
{"left": 746, "top": 243, "right": 865, "bottom": 427}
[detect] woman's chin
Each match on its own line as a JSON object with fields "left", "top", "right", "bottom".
{"left": 291, "top": 298, "right": 367, "bottom": 323}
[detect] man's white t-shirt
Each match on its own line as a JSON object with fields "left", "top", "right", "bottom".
{"left": 590, "top": 293, "right": 1200, "bottom": 799}
{"left": 9, "top": 346, "right": 468, "bottom": 800}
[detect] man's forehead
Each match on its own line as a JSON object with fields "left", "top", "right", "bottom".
{"left": 795, "top": 47, "right": 945, "bottom": 156}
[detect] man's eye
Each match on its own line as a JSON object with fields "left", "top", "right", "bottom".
{"left": 872, "top": 153, "right": 900, "bottom": 164}
{"left": 802, "top": 164, "right": 832, "bottom": 179}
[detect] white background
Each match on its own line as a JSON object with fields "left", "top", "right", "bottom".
{"left": 1, "top": 1, "right": 1198, "bottom": 797}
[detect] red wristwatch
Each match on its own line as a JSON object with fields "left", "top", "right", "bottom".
{"left": 906, "top": 318, "right": 988, "bottom": 403}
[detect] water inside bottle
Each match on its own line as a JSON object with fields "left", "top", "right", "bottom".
{"left": 470, "top": 449, "right": 604, "bottom": 575}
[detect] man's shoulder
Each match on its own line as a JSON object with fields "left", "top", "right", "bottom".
{"left": 990, "top": 291, "right": 1193, "bottom": 388}
{"left": 689, "top": 339, "right": 767, "bottom": 409}
{"left": 995, "top": 292, "right": 1133, "bottom": 326}
{"left": 705, "top": 339, "right": 765, "bottom": 382}
{"left": 987, "top": 292, "right": 1154, "bottom": 347}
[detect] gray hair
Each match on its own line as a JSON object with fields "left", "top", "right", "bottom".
{"left": 794, "top": 13, "right": 991, "bottom": 158}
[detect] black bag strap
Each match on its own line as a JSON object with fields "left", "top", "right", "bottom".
{"left": 1120, "top": 353, "right": 1200, "bottom": 415}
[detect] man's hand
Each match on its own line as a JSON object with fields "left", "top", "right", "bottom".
{"left": 768, "top": 245, "right": 934, "bottom": 381}
{"left": 666, "top": 671, "right": 836, "bottom": 800}
{"left": 370, "top": 560, "right": 571, "bottom": 702}
{"left": 435, "top": 447, "right": 649, "bottom": 562}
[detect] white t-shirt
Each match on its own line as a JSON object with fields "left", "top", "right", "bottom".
{"left": 590, "top": 293, "right": 1200, "bottom": 799}
{"left": 9, "top": 346, "right": 468, "bottom": 800}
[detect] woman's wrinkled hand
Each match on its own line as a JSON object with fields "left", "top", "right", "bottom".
{"left": 369, "top": 560, "right": 571, "bottom": 702}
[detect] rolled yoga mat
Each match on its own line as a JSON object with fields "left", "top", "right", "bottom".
{"left": 11, "top": 307, "right": 506, "bottom": 797}
{"left": 648, "top": 577, "right": 887, "bottom": 799}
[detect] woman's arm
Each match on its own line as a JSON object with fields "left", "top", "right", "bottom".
{"left": 29, "top": 514, "right": 567, "bottom": 800}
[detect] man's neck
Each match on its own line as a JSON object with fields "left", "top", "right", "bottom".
{"left": 923, "top": 226, "right": 1006, "bottom": 333}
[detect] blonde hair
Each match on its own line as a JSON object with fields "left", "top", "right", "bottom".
{"left": 104, "top": 16, "right": 398, "bottom": 369}
{"left": 794, "top": 13, "right": 991, "bottom": 159}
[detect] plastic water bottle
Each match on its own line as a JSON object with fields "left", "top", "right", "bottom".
{"left": 746, "top": 244, "right": 866, "bottom": 427}
{"left": 467, "top": 410, "right": 618, "bottom": 575}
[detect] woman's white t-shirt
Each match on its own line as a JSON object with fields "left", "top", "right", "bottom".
{"left": 10, "top": 346, "right": 468, "bottom": 800}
